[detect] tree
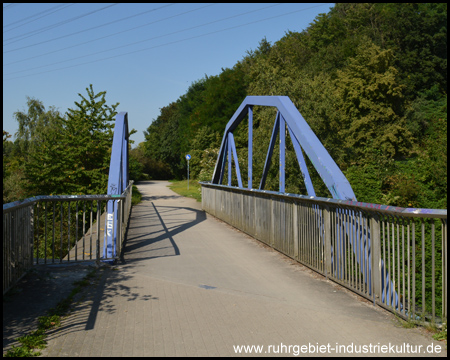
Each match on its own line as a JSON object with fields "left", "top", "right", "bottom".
{"left": 13, "top": 97, "right": 63, "bottom": 161}
{"left": 24, "top": 85, "right": 119, "bottom": 196}
{"left": 333, "top": 39, "right": 411, "bottom": 163}
{"left": 3, "top": 100, "right": 63, "bottom": 202}
{"left": 144, "top": 101, "right": 181, "bottom": 178}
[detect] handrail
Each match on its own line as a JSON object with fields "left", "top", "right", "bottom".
{"left": 3, "top": 181, "right": 133, "bottom": 294}
{"left": 3, "top": 194, "right": 127, "bottom": 213}
{"left": 200, "top": 182, "right": 447, "bottom": 219}
{"left": 201, "top": 182, "right": 447, "bottom": 325}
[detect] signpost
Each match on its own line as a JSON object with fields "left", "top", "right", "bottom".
{"left": 186, "top": 154, "right": 191, "bottom": 190}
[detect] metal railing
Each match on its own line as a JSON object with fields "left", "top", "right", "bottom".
{"left": 201, "top": 182, "right": 447, "bottom": 326}
{"left": 3, "top": 182, "right": 133, "bottom": 295}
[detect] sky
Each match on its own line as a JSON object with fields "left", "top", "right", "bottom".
{"left": 3, "top": 3, "right": 333, "bottom": 147}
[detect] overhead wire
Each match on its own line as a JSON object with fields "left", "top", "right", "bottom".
{"left": 3, "top": 4, "right": 75, "bottom": 32}
{"left": 3, "top": 3, "right": 119, "bottom": 44}
{"left": 3, "top": 4, "right": 195, "bottom": 56}
{"left": 3, "top": 3, "right": 177, "bottom": 54}
{"left": 4, "top": 4, "right": 331, "bottom": 81}
{"left": 4, "top": 3, "right": 282, "bottom": 73}
{"left": 2, "top": 3, "right": 20, "bottom": 11}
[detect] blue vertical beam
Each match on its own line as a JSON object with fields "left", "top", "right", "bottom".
{"left": 104, "top": 112, "right": 128, "bottom": 260}
{"left": 279, "top": 111, "right": 285, "bottom": 193}
{"left": 259, "top": 112, "right": 280, "bottom": 190}
{"left": 228, "top": 133, "right": 232, "bottom": 186}
{"left": 122, "top": 125, "right": 129, "bottom": 193}
{"left": 286, "top": 121, "right": 316, "bottom": 197}
{"left": 248, "top": 106, "right": 253, "bottom": 189}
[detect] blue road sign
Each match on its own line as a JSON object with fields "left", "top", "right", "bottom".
{"left": 186, "top": 154, "right": 191, "bottom": 161}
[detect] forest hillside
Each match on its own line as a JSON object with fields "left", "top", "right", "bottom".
{"left": 136, "top": 3, "right": 447, "bottom": 209}
{"left": 3, "top": 4, "right": 446, "bottom": 210}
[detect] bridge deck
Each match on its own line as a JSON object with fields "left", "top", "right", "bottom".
{"left": 40, "top": 181, "right": 443, "bottom": 356}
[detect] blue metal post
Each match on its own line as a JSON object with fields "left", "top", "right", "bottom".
{"left": 228, "top": 133, "right": 232, "bottom": 186}
{"left": 104, "top": 112, "right": 128, "bottom": 261}
{"left": 259, "top": 111, "right": 280, "bottom": 190}
{"left": 279, "top": 111, "right": 285, "bottom": 193}
{"left": 248, "top": 106, "right": 253, "bottom": 189}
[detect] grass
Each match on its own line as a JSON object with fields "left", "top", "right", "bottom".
{"left": 168, "top": 179, "right": 202, "bottom": 202}
{"left": 131, "top": 185, "right": 142, "bottom": 206}
{"left": 394, "top": 314, "right": 447, "bottom": 346}
{"left": 3, "top": 267, "right": 100, "bottom": 357}
{"left": 430, "top": 321, "right": 447, "bottom": 342}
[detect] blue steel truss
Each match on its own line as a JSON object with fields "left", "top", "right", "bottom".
{"left": 211, "top": 96, "right": 398, "bottom": 309}
{"left": 103, "top": 112, "right": 129, "bottom": 260}
{"left": 211, "top": 96, "right": 356, "bottom": 200}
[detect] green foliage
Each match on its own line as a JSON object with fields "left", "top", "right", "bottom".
{"left": 143, "top": 101, "right": 180, "bottom": 178}
{"left": 334, "top": 39, "right": 411, "bottom": 162}
{"left": 3, "top": 99, "right": 64, "bottom": 203}
{"left": 131, "top": 185, "right": 142, "bottom": 206}
{"left": 4, "top": 85, "right": 119, "bottom": 202}
{"left": 13, "top": 97, "right": 63, "bottom": 159}
{"left": 129, "top": 154, "right": 145, "bottom": 181}
{"left": 4, "top": 3, "right": 444, "bottom": 214}
{"left": 22, "top": 85, "right": 118, "bottom": 197}
{"left": 344, "top": 164, "right": 383, "bottom": 204}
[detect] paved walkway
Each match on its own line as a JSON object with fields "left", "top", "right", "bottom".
{"left": 35, "top": 181, "right": 446, "bottom": 356}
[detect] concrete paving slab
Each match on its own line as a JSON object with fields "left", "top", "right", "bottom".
{"left": 10, "top": 181, "right": 446, "bottom": 357}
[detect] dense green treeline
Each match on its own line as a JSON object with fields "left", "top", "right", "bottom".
{"left": 139, "top": 3, "right": 446, "bottom": 210}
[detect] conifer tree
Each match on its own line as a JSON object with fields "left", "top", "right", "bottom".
{"left": 24, "top": 85, "right": 119, "bottom": 196}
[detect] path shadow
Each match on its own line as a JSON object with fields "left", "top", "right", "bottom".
{"left": 120, "top": 202, "right": 206, "bottom": 265}
{"left": 3, "top": 265, "right": 93, "bottom": 353}
{"left": 26, "top": 197, "right": 207, "bottom": 346}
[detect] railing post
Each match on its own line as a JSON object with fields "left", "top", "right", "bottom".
{"left": 96, "top": 201, "right": 101, "bottom": 264}
{"left": 293, "top": 202, "right": 298, "bottom": 260}
{"left": 29, "top": 205, "right": 34, "bottom": 269}
{"left": 370, "top": 214, "right": 382, "bottom": 306}
{"left": 323, "top": 205, "right": 332, "bottom": 279}
{"left": 117, "top": 200, "right": 122, "bottom": 256}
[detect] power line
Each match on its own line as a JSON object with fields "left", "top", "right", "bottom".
{"left": 3, "top": 3, "right": 119, "bottom": 45}
{"left": 5, "top": 3, "right": 281, "bottom": 72}
{"left": 5, "top": 4, "right": 281, "bottom": 67}
{"left": 3, "top": 3, "right": 21, "bottom": 11}
{"left": 3, "top": 3, "right": 178, "bottom": 55}
{"left": 4, "top": 4, "right": 215, "bottom": 66}
{"left": 3, "top": 4, "right": 75, "bottom": 32}
{"left": 3, "top": 4, "right": 330, "bottom": 81}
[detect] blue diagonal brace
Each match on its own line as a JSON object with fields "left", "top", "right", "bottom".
{"left": 259, "top": 111, "right": 280, "bottom": 190}
{"left": 228, "top": 132, "right": 243, "bottom": 188}
{"left": 286, "top": 120, "right": 316, "bottom": 197}
{"left": 219, "top": 137, "right": 228, "bottom": 185}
